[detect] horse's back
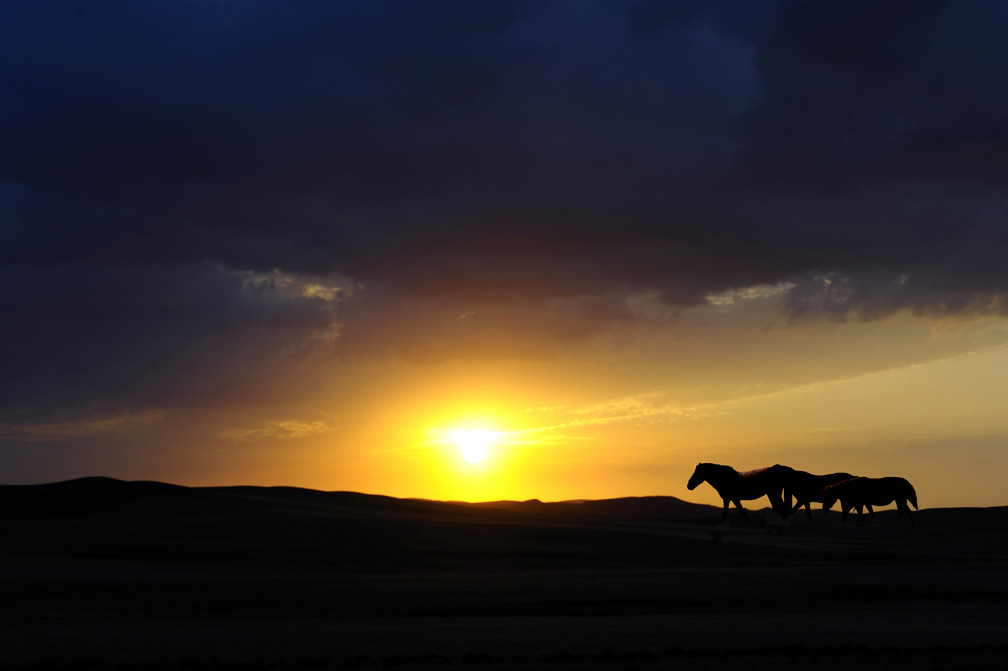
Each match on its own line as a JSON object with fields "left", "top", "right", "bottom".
{"left": 842, "top": 476, "right": 915, "bottom": 506}
{"left": 799, "top": 472, "right": 855, "bottom": 498}
{"left": 818, "top": 472, "right": 855, "bottom": 493}
{"left": 739, "top": 464, "right": 793, "bottom": 481}
{"left": 825, "top": 476, "right": 867, "bottom": 499}
{"left": 733, "top": 465, "right": 792, "bottom": 502}
{"left": 826, "top": 472, "right": 855, "bottom": 484}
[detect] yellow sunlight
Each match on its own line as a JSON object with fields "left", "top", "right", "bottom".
{"left": 447, "top": 428, "right": 499, "bottom": 464}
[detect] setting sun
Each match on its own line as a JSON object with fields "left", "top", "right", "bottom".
{"left": 448, "top": 428, "right": 498, "bottom": 464}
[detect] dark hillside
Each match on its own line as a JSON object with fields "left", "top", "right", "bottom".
{"left": 1, "top": 478, "right": 1006, "bottom": 670}
{"left": 0, "top": 478, "right": 733, "bottom": 573}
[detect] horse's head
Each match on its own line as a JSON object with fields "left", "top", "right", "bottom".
{"left": 687, "top": 463, "right": 706, "bottom": 490}
{"left": 821, "top": 485, "right": 839, "bottom": 512}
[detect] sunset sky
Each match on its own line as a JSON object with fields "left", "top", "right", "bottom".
{"left": 3, "top": 1, "right": 1008, "bottom": 508}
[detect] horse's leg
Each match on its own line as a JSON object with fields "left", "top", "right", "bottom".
{"left": 781, "top": 488, "right": 794, "bottom": 517}
{"left": 790, "top": 494, "right": 813, "bottom": 520}
{"left": 721, "top": 498, "right": 730, "bottom": 521}
{"left": 898, "top": 499, "right": 914, "bottom": 523}
{"left": 856, "top": 505, "right": 866, "bottom": 523}
{"left": 733, "top": 499, "right": 750, "bottom": 523}
{"left": 867, "top": 505, "right": 875, "bottom": 518}
{"left": 841, "top": 505, "right": 849, "bottom": 522}
{"left": 782, "top": 491, "right": 795, "bottom": 518}
{"left": 769, "top": 490, "right": 787, "bottom": 517}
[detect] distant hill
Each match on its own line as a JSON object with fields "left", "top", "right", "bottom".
{"left": 0, "top": 477, "right": 720, "bottom": 522}
{"left": 467, "top": 495, "right": 718, "bottom": 519}
{"left": 4, "top": 477, "right": 1005, "bottom": 577}
{"left": 0, "top": 477, "right": 725, "bottom": 574}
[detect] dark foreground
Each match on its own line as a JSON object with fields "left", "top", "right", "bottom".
{"left": 1, "top": 478, "right": 1006, "bottom": 670}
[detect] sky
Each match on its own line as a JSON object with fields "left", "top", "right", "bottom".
{"left": 2, "top": 0, "right": 1007, "bottom": 507}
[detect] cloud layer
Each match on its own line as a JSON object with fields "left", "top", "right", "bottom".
{"left": 3, "top": 0, "right": 1008, "bottom": 419}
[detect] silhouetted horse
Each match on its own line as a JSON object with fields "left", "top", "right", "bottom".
{"left": 687, "top": 463, "right": 791, "bottom": 522}
{"left": 782, "top": 469, "right": 858, "bottom": 520}
{"left": 821, "top": 476, "right": 918, "bottom": 523}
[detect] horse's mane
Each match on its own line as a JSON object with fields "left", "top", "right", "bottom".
{"left": 699, "top": 462, "right": 737, "bottom": 474}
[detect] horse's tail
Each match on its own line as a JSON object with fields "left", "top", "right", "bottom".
{"left": 906, "top": 480, "right": 919, "bottom": 509}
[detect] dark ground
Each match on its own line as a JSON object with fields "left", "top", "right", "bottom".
{"left": 1, "top": 478, "right": 1006, "bottom": 670}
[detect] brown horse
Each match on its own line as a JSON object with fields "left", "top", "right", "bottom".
{"left": 821, "top": 476, "right": 918, "bottom": 523}
{"left": 687, "top": 463, "right": 791, "bottom": 522}
{"left": 782, "top": 469, "right": 858, "bottom": 520}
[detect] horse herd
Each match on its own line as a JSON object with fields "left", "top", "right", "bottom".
{"left": 687, "top": 462, "right": 919, "bottom": 523}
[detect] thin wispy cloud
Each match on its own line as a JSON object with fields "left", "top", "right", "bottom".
{"left": 517, "top": 343, "right": 1008, "bottom": 441}
{"left": 219, "top": 419, "right": 334, "bottom": 442}
{"left": 511, "top": 395, "right": 696, "bottom": 443}
{"left": 0, "top": 410, "right": 165, "bottom": 442}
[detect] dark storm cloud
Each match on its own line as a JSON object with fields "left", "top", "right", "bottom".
{"left": 2, "top": 0, "right": 1008, "bottom": 411}
{"left": 0, "top": 263, "right": 344, "bottom": 415}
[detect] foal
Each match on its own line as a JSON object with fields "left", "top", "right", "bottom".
{"left": 821, "top": 476, "right": 918, "bottom": 523}
{"left": 782, "top": 469, "right": 857, "bottom": 520}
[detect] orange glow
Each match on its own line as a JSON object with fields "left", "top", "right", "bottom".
{"left": 113, "top": 315, "right": 1008, "bottom": 509}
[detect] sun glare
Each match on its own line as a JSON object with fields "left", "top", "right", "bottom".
{"left": 448, "top": 428, "right": 498, "bottom": 464}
